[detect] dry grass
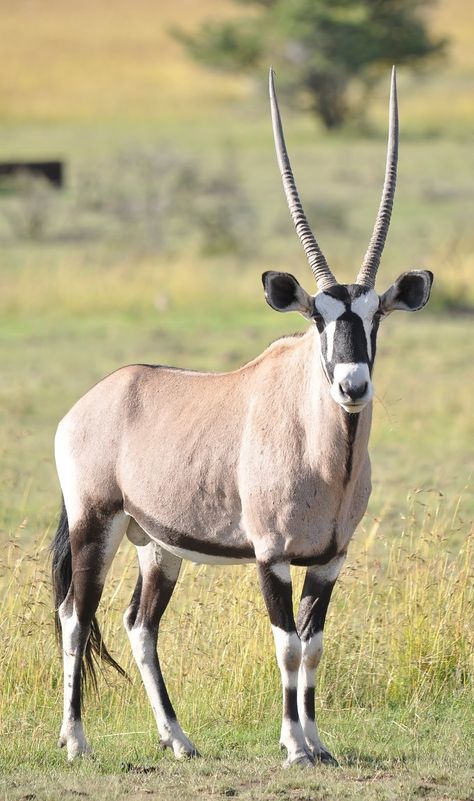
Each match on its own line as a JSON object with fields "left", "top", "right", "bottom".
{"left": 0, "top": 0, "right": 472, "bottom": 128}
{"left": 0, "top": 0, "right": 240, "bottom": 121}
{"left": 1, "top": 493, "right": 472, "bottom": 769}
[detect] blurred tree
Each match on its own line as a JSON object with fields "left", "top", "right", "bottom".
{"left": 174, "top": 0, "right": 447, "bottom": 129}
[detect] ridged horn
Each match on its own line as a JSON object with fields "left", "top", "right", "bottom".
{"left": 356, "top": 67, "right": 399, "bottom": 288}
{"left": 269, "top": 67, "right": 337, "bottom": 291}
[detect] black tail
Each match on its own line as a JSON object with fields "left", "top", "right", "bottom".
{"left": 51, "top": 498, "right": 128, "bottom": 689}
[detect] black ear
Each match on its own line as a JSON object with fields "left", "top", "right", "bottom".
{"left": 262, "top": 271, "right": 313, "bottom": 318}
{"left": 380, "top": 270, "right": 433, "bottom": 315}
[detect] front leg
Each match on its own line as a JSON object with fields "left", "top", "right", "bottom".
{"left": 257, "top": 561, "right": 314, "bottom": 767}
{"left": 296, "top": 556, "right": 345, "bottom": 766}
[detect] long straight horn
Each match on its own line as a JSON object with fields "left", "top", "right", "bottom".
{"left": 356, "top": 67, "right": 399, "bottom": 288}
{"left": 269, "top": 68, "right": 337, "bottom": 291}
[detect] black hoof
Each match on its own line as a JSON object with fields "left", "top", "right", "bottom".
{"left": 316, "top": 749, "right": 339, "bottom": 767}
{"left": 184, "top": 747, "right": 201, "bottom": 759}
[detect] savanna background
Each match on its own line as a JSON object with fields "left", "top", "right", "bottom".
{"left": 0, "top": 1, "right": 473, "bottom": 799}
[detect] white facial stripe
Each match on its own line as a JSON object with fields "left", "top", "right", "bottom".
{"left": 351, "top": 291, "right": 379, "bottom": 319}
{"left": 363, "top": 319, "right": 372, "bottom": 361}
{"left": 314, "top": 294, "right": 345, "bottom": 322}
{"left": 325, "top": 320, "right": 336, "bottom": 362}
{"left": 351, "top": 291, "right": 379, "bottom": 362}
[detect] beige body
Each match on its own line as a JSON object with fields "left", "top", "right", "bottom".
{"left": 57, "top": 328, "right": 371, "bottom": 565}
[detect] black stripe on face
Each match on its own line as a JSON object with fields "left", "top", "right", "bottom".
{"left": 329, "top": 312, "right": 370, "bottom": 365}
{"left": 313, "top": 285, "right": 379, "bottom": 381}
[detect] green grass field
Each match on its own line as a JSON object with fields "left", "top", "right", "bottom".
{"left": 0, "top": 1, "right": 473, "bottom": 799}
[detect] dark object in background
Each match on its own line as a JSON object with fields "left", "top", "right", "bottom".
{"left": 0, "top": 160, "right": 64, "bottom": 188}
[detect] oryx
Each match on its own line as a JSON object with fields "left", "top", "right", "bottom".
{"left": 52, "top": 67, "right": 433, "bottom": 767}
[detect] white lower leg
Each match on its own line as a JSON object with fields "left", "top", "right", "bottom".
{"left": 126, "top": 624, "right": 196, "bottom": 758}
{"left": 58, "top": 601, "right": 91, "bottom": 761}
{"left": 298, "top": 632, "right": 325, "bottom": 754}
{"left": 272, "top": 626, "right": 310, "bottom": 764}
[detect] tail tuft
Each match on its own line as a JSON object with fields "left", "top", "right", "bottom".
{"left": 51, "top": 498, "right": 72, "bottom": 646}
{"left": 51, "top": 498, "right": 128, "bottom": 689}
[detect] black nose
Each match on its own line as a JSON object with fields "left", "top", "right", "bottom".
{"left": 339, "top": 381, "right": 368, "bottom": 401}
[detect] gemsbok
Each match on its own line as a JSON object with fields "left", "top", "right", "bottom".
{"left": 52, "top": 67, "right": 433, "bottom": 767}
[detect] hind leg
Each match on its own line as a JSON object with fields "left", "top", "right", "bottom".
{"left": 58, "top": 506, "right": 127, "bottom": 760}
{"left": 124, "top": 536, "right": 198, "bottom": 758}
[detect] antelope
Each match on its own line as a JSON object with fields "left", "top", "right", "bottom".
{"left": 51, "top": 67, "right": 433, "bottom": 767}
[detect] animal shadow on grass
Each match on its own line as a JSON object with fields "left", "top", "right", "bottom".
{"left": 120, "top": 762, "right": 160, "bottom": 775}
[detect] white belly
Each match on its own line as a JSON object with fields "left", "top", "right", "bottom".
{"left": 150, "top": 536, "right": 256, "bottom": 566}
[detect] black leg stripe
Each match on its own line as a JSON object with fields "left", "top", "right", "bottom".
{"left": 70, "top": 629, "right": 89, "bottom": 721}
{"left": 125, "top": 572, "right": 143, "bottom": 629}
{"left": 127, "top": 565, "right": 180, "bottom": 723}
{"left": 71, "top": 660, "right": 82, "bottom": 721}
{"left": 304, "top": 686, "right": 315, "bottom": 722}
{"left": 297, "top": 579, "right": 335, "bottom": 642}
{"left": 155, "top": 653, "right": 177, "bottom": 722}
{"left": 284, "top": 687, "right": 299, "bottom": 723}
{"left": 257, "top": 564, "right": 295, "bottom": 632}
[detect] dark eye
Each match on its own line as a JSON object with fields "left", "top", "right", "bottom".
{"left": 312, "top": 311, "right": 325, "bottom": 329}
